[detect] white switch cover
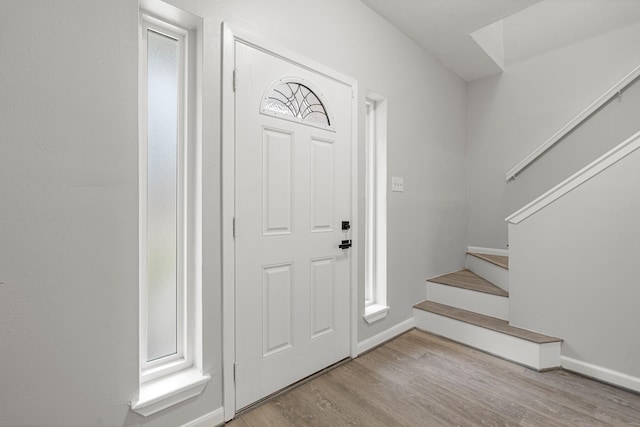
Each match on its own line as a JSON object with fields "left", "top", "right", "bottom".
{"left": 391, "top": 176, "right": 404, "bottom": 192}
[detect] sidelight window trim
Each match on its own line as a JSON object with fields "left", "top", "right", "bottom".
{"left": 132, "top": 1, "right": 208, "bottom": 417}
{"left": 363, "top": 93, "right": 389, "bottom": 324}
{"left": 139, "top": 12, "right": 189, "bottom": 382}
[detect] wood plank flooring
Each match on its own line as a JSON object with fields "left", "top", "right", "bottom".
{"left": 428, "top": 269, "right": 508, "bottom": 297}
{"left": 468, "top": 252, "right": 509, "bottom": 270}
{"left": 227, "top": 330, "right": 640, "bottom": 426}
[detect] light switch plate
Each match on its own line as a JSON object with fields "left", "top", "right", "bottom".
{"left": 391, "top": 176, "right": 404, "bottom": 192}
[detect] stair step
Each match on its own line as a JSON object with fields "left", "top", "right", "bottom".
{"left": 414, "top": 301, "right": 560, "bottom": 343}
{"left": 426, "top": 270, "right": 509, "bottom": 320}
{"left": 428, "top": 269, "right": 508, "bottom": 297}
{"left": 465, "top": 253, "right": 509, "bottom": 292}
{"left": 467, "top": 252, "right": 509, "bottom": 270}
{"left": 413, "top": 301, "right": 562, "bottom": 371}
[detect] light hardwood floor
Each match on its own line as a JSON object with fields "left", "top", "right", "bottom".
{"left": 427, "top": 269, "right": 508, "bottom": 297}
{"left": 468, "top": 253, "right": 509, "bottom": 270}
{"left": 228, "top": 329, "right": 640, "bottom": 426}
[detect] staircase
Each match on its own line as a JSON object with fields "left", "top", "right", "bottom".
{"left": 413, "top": 252, "right": 563, "bottom": 371}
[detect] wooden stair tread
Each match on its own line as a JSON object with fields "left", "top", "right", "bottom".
{"left": 413, "top": 300, "right": 562, "bottom": 344}
{"left": 427, "top": 269, "right": 508, "bottom": 297}
{"left": 468, "top": 252, "right": 509, "bottom": 270}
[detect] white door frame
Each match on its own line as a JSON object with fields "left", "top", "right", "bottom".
{"left": 221, "top": 23, "right": 359, "bottom": 421}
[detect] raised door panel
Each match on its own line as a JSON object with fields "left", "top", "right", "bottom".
{"left": 262, "top": 128, "right": 293, "bottom": 236}
{"left": 309, "top": 257, "right": 334, "bottom": 339}
{"left": 310, "top": 137, "right": 334, "bottom": 233}
{"left": 262, "top": 263, "right": 294, "bottom": 357}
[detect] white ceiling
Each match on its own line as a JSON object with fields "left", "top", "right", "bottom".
{"left": 503, "top": 0, "right": 640, "bottom": 66}
{"left": 360, "top": 0, "right": 640, "bottom": 82}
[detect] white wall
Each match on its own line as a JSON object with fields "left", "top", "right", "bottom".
{"left": 509, "top": 147, "right": 640, "bottom": 380}
{"left": 0, "top": 0, "right": 467, "bottom": 425}
{"left": 467, "top": 21, "right": 640, "bottom": 248}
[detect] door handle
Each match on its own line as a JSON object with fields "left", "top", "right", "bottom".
{"left": 339, "top": 239, "right": 352, "bottom": 250}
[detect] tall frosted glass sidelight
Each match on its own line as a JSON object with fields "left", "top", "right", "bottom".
{"left": 146, "top": 30, "right": 179, "bottom": 362}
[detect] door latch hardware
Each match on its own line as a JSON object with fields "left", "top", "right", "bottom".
{"left": 339, "top": 239, "right": 352, "bottom": 250}
{"left": 341, "top": 221, "right": 351, "bottom": 231}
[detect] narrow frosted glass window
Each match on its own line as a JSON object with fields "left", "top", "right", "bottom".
{"left": 146, "top": 30, "right": 179, "bottom": 361}
{"left": 364, "top": 94, "right": 388, "bottom": 323}
{"left": 133, "top": 8, "right": 208, "bottom": 415}
{"left": 364, "top": 101, "right": 377, "bottom": 305}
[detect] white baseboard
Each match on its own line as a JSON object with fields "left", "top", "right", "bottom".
{"left": 356, "top": 317, "right": 415, "bottom": 355}
{"left": 561, "top": 356, "right": 640, "bottom": 393}
{"left": 467, "top": 246, "right": 509, "bottom": 257}
{"left": 181, "top": 407, "right": 225, "bottom": 427}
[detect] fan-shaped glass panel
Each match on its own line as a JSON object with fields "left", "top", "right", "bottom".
{"left": 262, "top": 79, "right": 332, "bottom": 129}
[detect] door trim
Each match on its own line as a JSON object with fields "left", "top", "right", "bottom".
{"left": 221, "top": 23, "right": 359, "bottom": 421}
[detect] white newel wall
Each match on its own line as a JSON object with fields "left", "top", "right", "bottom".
{"left": 508, "top": 147, "right": 640, "bottom": 389}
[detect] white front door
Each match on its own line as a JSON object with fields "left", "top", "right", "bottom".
{"left": 234, "top": 41, "right": 353, "bottom": 409}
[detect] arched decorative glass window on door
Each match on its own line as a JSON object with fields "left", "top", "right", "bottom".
{"left": 261, "top": 77, "right": 334, "bottom": 131}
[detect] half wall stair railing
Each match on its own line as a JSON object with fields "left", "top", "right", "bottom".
{"left": 505, "top": 64, "right": 640, "bottom": 182}
{"left": 506, "top": 128, "right": 640, "bottom": 224}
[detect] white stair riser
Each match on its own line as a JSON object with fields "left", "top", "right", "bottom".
{"left": 413, "top": 309, "right": 561, "bottom": 371}
{"left": 467, "top": 246, "right": 509, "bottom": 257}
{"left": 465, "top": 255, "right": 509, "bottom": 292}
{"left": 426, "top": 282, "right": 509, "bottom": 321}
